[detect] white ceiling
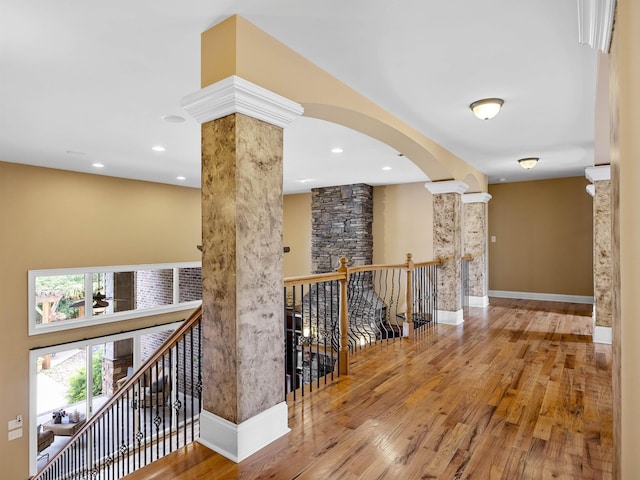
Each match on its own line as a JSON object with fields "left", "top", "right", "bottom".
{"left": 0, "top": 1, "right": 598, "bottom": 193}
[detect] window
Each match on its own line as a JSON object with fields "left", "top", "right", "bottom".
{"left": 29, "top": 262, "right": 201, "bottom": 335}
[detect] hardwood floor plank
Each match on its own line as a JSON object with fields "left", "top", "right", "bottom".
{"left": 124, "top": 299, "right": 612, "bottom": 480}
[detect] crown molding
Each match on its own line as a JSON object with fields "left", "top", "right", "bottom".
{"left": 181, "top": 75, "right": 304, "bottom": 128}
{"left": 424, "top": 180, "right": 469, "bottom": 195}
{"left": 577, "top": 0, "right": 617, "bottom": 53}
{"left": 462, "top": 192, "right": 492, "bottom": 204}
{"left": 585, "top": 164, "right": 611, "bottom": 183}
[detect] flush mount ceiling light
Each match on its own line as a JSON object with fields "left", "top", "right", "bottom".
{"left": 518, "top": 157, "right": 539, "bottom": 169}
{"left": 469, "top": 98, "right": 504, "bottom": 120}
{"left": 92, "top": 162, "right": 104, "bottom": 168}
{"left": 382, "top": 166, "right": 392, "bottom": 171}
{"left": 152, "top": 145, "right": 166, "bottom": 152}
{"left": 176, "top": 176, "right": 186, "bottom": 181}
{"left": 331, "top": 147, "right": 343, "bottom": 153}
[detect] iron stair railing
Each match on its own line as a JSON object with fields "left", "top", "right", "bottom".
{"left": 33, "top": 306, "right": 203, "bottom": 480}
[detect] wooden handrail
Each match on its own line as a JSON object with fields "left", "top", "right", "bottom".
{"left": 284, "top": 271, "right": 346, "bottom": 287}
{"left": 414, "top": 259, "right": 443, "bottom": 268}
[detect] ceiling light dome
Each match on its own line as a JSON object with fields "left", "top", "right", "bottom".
{"left": 470, "top": 98, "right": 504, "bottom": 120}
{"left": 518, "top": 157, "right": 539, "bottom": 169}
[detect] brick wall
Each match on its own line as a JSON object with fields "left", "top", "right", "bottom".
{"left": 136, "top": 269, "right": 173, "bottom": 309}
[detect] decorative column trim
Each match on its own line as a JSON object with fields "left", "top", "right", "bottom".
{"left": 577, "top": 0, "right": 616, "bottom": 53}
{"left": 594, "top": 326, "right": 612, "bottom": 344}
{"left": 424, "top": 180, "right": 469, "bottom": 195}
{"left": 181, "top": 75, "right": 304, "bottom": 127}
{"left": 462, "top": 192, "right": 492, "bottom": 204}
{"left": 586, "top": 184, "right": 595, "bottom": 197}
{"left": 585, "top": 164, "right": 611, "bottom": 183}
{"left": 198, "top": 402, "right": 290, "bottom": 463}
{"left": 437, "top": 309, "right": 464, "bottom": 325}
{"left": 468, "top": 295, "right": 490, "bottom": 307}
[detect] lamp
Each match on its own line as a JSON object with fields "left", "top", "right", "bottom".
{"left": 518, "top": 157, "right": 539, "bottom": 169}
{"left": 469, "top": 98, "right": 504, "bottom": 120}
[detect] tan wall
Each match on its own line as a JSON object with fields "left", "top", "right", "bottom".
{"left": 0, "top": 162, "right": 201, "bottom": 479}
{"left": 488, "top": 177, "right": 593, "bottom": 296}
{"left": 283, "top": 193, "right": 312, "bottom": 277}
{"left": 611, "top": 1, "right": 640, "bottom": 476}
{"left": 373, "top": 183, "right": 433, "bottom": 265}
{"left": 282, "top": 183, "right": 435, "bottom": 277}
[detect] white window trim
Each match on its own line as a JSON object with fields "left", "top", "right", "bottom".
{"left": 29, "top": 262, "right": 202, "bottom": 336}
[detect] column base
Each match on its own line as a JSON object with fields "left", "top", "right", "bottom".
{"left": 198, "top": 402, "right": 290, "bottom": 462}
{"left": 593, "top": 325, "right": 612, "bottom": 344}
{"left": 436, "top": 309, "right": 464, "bottom": 325}
{"left": 468, "top": 295, "right": 490, "bottom": 307}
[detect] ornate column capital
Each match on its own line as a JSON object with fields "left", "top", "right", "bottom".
{"left": 585, "top": 165, "right": 611, "bottom": 183}
{"left": 181, "top": 75, "right": 304, "bottom": 127}
{"left": 424, "top": 180, "right": 469, "bottom": 195}
{"left": 462, "top": 192, "right": 492, "bottom": 204}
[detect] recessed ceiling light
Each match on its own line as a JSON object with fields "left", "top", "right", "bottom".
{"left": 152, "top": 145, "right": 166, "bottom": 152}
{"left": 176, "top": 176, "right": 186, "bottom": 181}
{"left": 331, "top": 147, "right": 343, "bottom": 154}
{"left": 499, "top": 178, "right": 507, "bottom": 182}
{"left": 297, "top": 178, "right": 315, "bottom": 183}
{"left": 92, "top": 163, "right": 104, "bottom": 168}
{"left": 161, "top": 115, "right": 185, "bottom": 123}
{"left": 382, "top": 166, "right": 392, "bottom": 171}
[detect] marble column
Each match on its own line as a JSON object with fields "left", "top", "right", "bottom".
{"left": 182, "top": 76, "right": 303, "bottom": 461}
{"left": 425, "top": 180, "right": 469, "bottom": 325}
{"left": 462, "top": 192, "right": 492, "bottom": 307}
{"left": 586, "top": 165, "right": 612, "bottom": 344}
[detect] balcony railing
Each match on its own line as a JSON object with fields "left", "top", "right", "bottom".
{"left": 35, "top": 254, "right": 441, "bottom": 477}
{"left": 284, "top": 254, "right": 440, "bottom": 399}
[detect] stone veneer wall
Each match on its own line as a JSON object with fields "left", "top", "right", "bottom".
{"left": 311, "top": 184, "right": 373, "bottom": 273}
{"left": 307, "top": 184, "right": 384, "bottom": 349}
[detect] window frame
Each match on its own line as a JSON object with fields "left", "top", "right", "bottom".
{"left": 28, "top": 262, "right": 202, "bottom": 336}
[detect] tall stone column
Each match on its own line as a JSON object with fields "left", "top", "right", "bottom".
{"left": 586, "top": 165, "right": 612, "bottom": 344}
{"left": 425, "top": 180, "right": 469, "bottom": 325}
{"left": 462, "top": 192, "right": 492, "bottom": 307}
{"left": 182, "top": 76, "right": 303, "bottom": 461}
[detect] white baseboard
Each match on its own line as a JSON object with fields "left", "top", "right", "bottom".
{"left": 437, "top": 309, "right": 464, "bottom": 325}
{"left": 468, "top": 295, "right": 490, "bottom": 307}
{"left": 198, "top": 402, "right": 290, "bottom": 462}
{"left": 593, "top": 326, "right": 612, "bottom": 344}
{"left": 488, "top": 290, "right": 594, "bottom": 304}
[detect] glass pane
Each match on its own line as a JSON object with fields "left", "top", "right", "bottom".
{"left": 36, "top": 347, "right": 88, "bottom": 470}
{"left": 92, "top": 344, "right": 111, "bottom": 416}
{"left": 135, "top": 268, "right": 174, "bottom": 309}
{"left": 92, "top": 272, "right": 110, "bottom": 316}
{"left": 178, "top": 267, "right": 202, "bottom": 302}
{"left": 35, "top": 274, "right": 85, "bottom": 324}
{"left": 140, "top": 329, "right": 174, "bottom": 364}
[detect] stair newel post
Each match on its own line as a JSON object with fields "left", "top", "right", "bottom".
{"left": 338, "top": 257, "right": 350, "bottom": 375}
{"left": 404, "top": 253, "right": 415, "bottom": 339}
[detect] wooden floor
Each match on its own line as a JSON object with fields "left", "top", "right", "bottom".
{"left": 125, "top": 298, "right": 612, "bottom": 479}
